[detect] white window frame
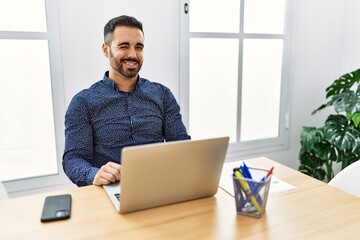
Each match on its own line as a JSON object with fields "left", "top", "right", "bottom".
{"left": 1, "top": 0, "right": 69, "bottom": 195}
{"left": 179, "top": 0, "right": 293, "bottom": 160}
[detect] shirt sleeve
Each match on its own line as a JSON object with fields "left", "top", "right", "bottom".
{"left": 62, "top": 94, "right": 99, "bottom": 186}
{"left": 162, "top": 88, "right": 191, "bottom": 141}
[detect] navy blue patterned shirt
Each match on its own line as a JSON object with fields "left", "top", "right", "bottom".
{"left": 63, "top": 72, "right": 190, "bottom": 186}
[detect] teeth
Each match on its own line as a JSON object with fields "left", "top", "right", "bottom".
{"left": 124, "top": 61, "right": 137, "bottom": 65}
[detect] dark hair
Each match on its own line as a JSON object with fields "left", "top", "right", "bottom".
{"left": 104, "top": 15, "right": 143, "bottom": 45}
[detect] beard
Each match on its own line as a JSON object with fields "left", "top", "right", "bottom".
{"left": 109, "top": 50, "right": 142, "bottom": 79}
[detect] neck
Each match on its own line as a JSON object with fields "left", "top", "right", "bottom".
{"left": 109, "top": 70, "right": 138, "bottom": 92}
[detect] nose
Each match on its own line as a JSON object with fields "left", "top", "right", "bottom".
{"left": 126, "top": 47, "right": 137, "bottom": 59}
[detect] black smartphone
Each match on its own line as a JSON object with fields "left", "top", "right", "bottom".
{"left": 40, "top": 194, "right": 71, "bottom": 222}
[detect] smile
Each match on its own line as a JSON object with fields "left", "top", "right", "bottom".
{"left": 123, "top": 59, "right": 139, "bottom": 66}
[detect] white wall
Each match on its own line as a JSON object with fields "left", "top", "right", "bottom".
{"left": 58, "top": 0, "right": 180, "bottom": 104}
{"left": 341, "top": 0, "right": 360, "bottom": 72}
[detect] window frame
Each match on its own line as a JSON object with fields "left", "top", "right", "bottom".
{"left": 179, "top": 0, "right": 293, "bottom": 160}
{"left": 0, "top": 0, "right": 70, "bottom": 195}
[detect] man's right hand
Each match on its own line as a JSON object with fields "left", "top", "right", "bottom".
{"left": 93, "top": 162, "right": 122, "bottom": 186}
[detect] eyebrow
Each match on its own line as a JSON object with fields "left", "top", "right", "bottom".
{"left": 117, "top": 42, "right": 144, "bottom": 48}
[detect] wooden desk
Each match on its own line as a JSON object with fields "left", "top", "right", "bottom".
{"left": 1, "top": 157, "right": 360, "bottom": 239}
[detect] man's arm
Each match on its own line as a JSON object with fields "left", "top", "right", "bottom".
{"left": 62, "top": 95, "right": 99, "bottom": 186}
{"left": 162, "top": 88, "right": 191, "bottom": 141}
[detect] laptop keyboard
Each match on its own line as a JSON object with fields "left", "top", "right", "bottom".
{"left": 115, "top": 193, "right": 120, "bottom": 201}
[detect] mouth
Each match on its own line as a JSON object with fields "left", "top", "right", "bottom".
{"left": 122, "top": 59, "right": 139, "bottom": 68}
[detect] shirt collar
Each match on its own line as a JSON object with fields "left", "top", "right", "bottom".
{"left": 102, "top": 71, "right": 144, "bottom": 92}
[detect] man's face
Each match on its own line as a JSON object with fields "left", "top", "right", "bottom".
{"left": 105, "top": 26, "right": 144, "bottom": 79}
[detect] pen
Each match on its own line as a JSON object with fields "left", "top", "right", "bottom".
{"left": 241, "top": 162, "right": 253, "bottom": 179}
{"left": 240, "top": 163, "right": 263, "bottom": 205}
{"left": 265, "top": 166, "right": 274, "bottom": 180}
{"left": 239, "top": 166, "right": 274, "bottom": 209}
{"left": 233, "top": 168, "right": 262, "bottom": 213}
{"left": 261, "top": 167, "right": 274, "bottom": 182}
{"left": 260, "top": 166, "right": 274, "bottom": 181}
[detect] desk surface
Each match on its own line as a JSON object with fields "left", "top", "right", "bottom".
{"left": 1, "top": 157, "right": 360, "bottom": 240}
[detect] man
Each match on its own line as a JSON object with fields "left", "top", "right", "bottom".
{"left": 63, "top": 15, "right": 190, "bottom": 187}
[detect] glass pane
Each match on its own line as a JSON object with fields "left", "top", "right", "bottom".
{"left": 189, "top": 38, "right": 239, "bottom": 142}
{"left": 240, "top": 39, "right": 283, "bottom": 141}
{"left": 244, "top": 0, "right": 286, "bottom": 34}
{"left": 189, "top": 0, "right": 240, "bottom": 33}
{"left": 0, "top": 0, "right": 47, "bottom": 32}
{"left": 0, "top": 39, "right": 57, "bottom": 181}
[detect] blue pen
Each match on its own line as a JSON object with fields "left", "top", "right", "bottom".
{"left": 240, "top": 164, "right": 255, "bottom": 193}
{"left": 238, "top": 163, "right": 263, "bottom": 208}
{"left": 242, "top": 162, "right": 252, "bottom": 179}
{"left": 241, "top": 163, "right": 262, "bottom": 204}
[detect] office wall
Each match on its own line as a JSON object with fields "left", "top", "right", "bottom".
{"left": 58, "top": 0, "right": 359, "bottom": 171}
{"left": 341, "top": 0, "right": 360, "bottom": 72}
{"left": 59, "top": 0, "right": 180, "bottom": 104}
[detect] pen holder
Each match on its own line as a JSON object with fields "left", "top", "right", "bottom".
{"left": 232, "top": 167, "right": 272, "bottom": 218}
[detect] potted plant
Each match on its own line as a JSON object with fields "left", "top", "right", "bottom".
{"left": 299, "top": 68, "right": 360, "bottom": 182}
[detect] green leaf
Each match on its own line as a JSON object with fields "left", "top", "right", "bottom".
{"left": 346, "top": 112, "right": 353, "bottom": 121}
{"left": 325, "top": 68, "right": 360, "bottom": 99}
{"left": 313, "top": 141, "right": 337, "bottom": 161}
{"left": 300, "top": 127, "right": 324, "bottom": 151}
{"left": 324, "top": 115, "right": 360, "bottom": 150}
{"left": 337, "top": 149, "right": 360, "bottom": 169}
{"left": 298, "top": 149, "right": 326, "bottom": 181}
{"left": 331, "top": 89, "right": 360, "bottom": 114}
{"left": 351, "top": 113, "right": 360, "bottom": 127}
{"left": 312, "top": 102, "right": 332, "bottom": 115}
{"left": 312, "top": 68, "right": 360, "bottom": 115}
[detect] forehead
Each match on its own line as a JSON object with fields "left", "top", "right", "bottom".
{"left": 111, "top": 26, "right": 144, "bottom": 44}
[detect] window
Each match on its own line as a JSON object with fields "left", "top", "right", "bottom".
{"left": 0, "top": 0, "right": 66, "bottom": 192}
{"left": 180, "top": 0, "right": 291, "bottom": 158}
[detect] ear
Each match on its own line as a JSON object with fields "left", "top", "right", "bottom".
{"left": 102, "top": 43, "right": 110, "bottom": 58}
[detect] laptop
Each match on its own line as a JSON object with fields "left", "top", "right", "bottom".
{"left": 103, "top": 136, "right": 229, "bottom": 213}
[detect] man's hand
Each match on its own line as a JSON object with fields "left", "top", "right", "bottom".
{"left": 93, "top": 162, "right": 122, "bottom": 186}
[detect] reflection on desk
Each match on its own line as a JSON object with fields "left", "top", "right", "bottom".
{"left": 1, "top": 157, "right": 360, "bottom": 239}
